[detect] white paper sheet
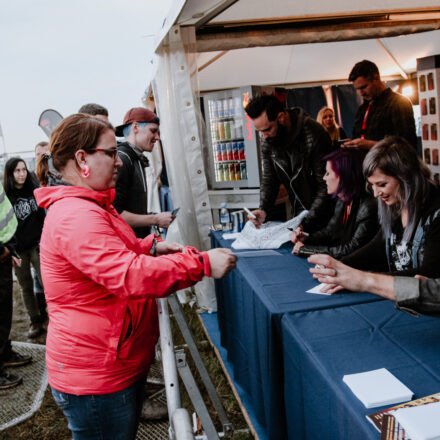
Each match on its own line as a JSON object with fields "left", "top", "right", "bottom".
{"left": 233, "top": 250, "right": 282, "bottom": 258}
{"left": 231, "top": 211, "right": 309, "bottom": 249}
{"left": 343, "top": 368, "right": 413, "bottom": 408}
{"left": 222, "top": 232, "right": 241, "bottom": 240}
{"left": 306, "top": 283, "right": 331, "bottom": 295}
{"left": 393, "top": 401, "right": 440, "bottom": 440}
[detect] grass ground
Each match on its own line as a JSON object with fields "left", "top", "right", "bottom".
{"left": 3, "top": 283, "right": 253, "bottom": 440}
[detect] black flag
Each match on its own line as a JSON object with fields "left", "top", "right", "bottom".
{"left": 38, "top": 109, "right": 63, "bottom": 138}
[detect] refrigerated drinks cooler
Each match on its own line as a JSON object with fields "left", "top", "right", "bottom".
{"left": 203, "top": 86, "right": 261, "bottom": 189}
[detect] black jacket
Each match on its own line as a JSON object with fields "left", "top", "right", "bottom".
{"left": 342, "top": 185, "right": 440, "bottom": 278}
{"left": 297, "top": 195, "right": 379, "bottom": 259}
{"left": 352, "top": 88, "right": 417, "bottom": 149}
{"left": 259, "top": 108, "right": 335, "bottom": 230}
{"left": 114, "top": 142, "right": 150, "bottom": 238}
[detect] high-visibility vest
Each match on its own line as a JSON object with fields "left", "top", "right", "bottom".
{"left": 0, "top": 182, "right": 17, "bottom": 244}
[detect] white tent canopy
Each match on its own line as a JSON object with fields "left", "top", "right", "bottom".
{"left": 151, "top": 0, "right": 440, "bottom": 310}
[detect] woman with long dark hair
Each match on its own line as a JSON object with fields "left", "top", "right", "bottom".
{"left": 338, "top": 136, "right": 440, "bottom": 277}
{"left": 311, "top": 136, "right": 440, "bottom": 298}
{"left": 291, "top": 148, "right": 378, "bottom": 258}
{"left": 4, "top": 158, "right": 46, "bottom": 337}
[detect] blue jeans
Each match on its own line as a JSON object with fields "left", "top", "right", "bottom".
{"left": 51, "top": 378, "right": 145, "bottom": 440}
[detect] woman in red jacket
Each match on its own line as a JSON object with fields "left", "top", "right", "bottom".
{"left": 35, "top": 113, "right": 236, "bottom": 440}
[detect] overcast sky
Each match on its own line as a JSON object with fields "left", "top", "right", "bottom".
{"left": 0, "top": 0, "right": 172, "bottom": 154}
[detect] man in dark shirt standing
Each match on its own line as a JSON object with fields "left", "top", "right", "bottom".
{"left": 344, "top": 59, "right": 417, "bottom": 150}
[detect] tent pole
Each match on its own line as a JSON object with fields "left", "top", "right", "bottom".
{"left": 198, "top": 51, "right": 229, "bottom": 72}
{"left": 375, "top": 38, "right": 409, "bottom": 79}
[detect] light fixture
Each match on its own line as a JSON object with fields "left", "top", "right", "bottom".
{"left": 402, "top": 85, "right": 414, "bottom": 97}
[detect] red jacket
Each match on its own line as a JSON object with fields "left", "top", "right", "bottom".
{"left": 35, "top": 185, "right": 210, "bottom": 395}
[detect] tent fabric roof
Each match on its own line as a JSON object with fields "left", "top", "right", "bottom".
{"left": 155, "top": 0, "right": 440, "bottom": 90}
{"left": 196, "top": 29, "right": 440, "bottom": 91}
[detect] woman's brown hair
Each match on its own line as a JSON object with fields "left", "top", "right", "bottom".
{"left": 36, "top": 114, "right": 113, "bottom": 186}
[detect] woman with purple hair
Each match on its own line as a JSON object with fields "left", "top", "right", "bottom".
{"left": 291, "top": 148, "right": 379, "bottom": 259}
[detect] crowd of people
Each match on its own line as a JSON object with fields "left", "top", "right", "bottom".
{"left": 246, "top": 59, "right": 439, "bottom": 319}
{"left": 0, "top": 57, "right": 437, "bottom": 439}
{"left": 0, "top": 104, "right": 236, "bottom": 439}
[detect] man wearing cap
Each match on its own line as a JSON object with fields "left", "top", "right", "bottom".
{"left": 114, "top": 107, "right": 174, "bottom": 238}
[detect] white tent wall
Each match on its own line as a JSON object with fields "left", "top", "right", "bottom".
{"left": 152, "top": 25, "right": 217, "bottom": 311}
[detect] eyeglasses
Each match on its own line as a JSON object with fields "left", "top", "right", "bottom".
{"left": 90, "top": 148, "right": 118, "bottom": 159}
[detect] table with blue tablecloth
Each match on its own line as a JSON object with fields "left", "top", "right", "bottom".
{"left": 211, "top": 230, "right": 384, "bottom": 439}
{"left": 282, "top": 300, "right": 440, "bottom": 440}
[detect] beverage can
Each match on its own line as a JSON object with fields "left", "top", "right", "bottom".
{"left": 222, "top": 99, "right": 228, "bottom": 118}
{"left": 216, "top": 100, "right": 222, "bottom": 119}
{"left": 238, "top": 141, "right": 245, "bottom": 159}
{"left": 238, "top": 211, "right": 244, "bottom": 231}
{"left": 240, "top": 162, "right": 247, "bottom": 180}
{"left": 234, "top": 162, "right": 240, "bottom": 180}
{"left": 225, "top": 143, "right": 233, "bottom": 161}
{"left": 230, "top": 120, "right": 237, "bottom": 139}
{"left": 232, "top": 142, "right": 239, "bottom": 160}
{"left": 218, "top": 121, "right": 225, "bottom": 140}
{"left": 223, "top": 163, "right": 230, "bottom": 181}
{"left": 221, "top": 143, "right": 227, "bottom": 161}
{"left": 228, "top": 98, "right": 234, "bottom": 117}
{"left": 224, "top": 121, "right": 231, "bottom": 139}
{"left": 215, "top": 163, "right": 221, "bottom": 182}
{"left": 228, "top": 163, "right": 235, "bottom": 181}
{"left": 216, "top": 144, "right": 222, "bottom": 162}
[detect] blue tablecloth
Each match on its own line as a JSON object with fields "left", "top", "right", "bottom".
{"left": 282, "top": 301, "right": 440, "bottom": 440}
{"left": 211, "top": 231, "right": 384, "bottom": 439}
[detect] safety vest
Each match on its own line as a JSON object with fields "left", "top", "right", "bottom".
{"left": 0, "top": 183, "right": 17, "bottom": 244}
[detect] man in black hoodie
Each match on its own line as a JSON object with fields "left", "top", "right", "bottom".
{"left": 114, "top": 107, "right": 174, "bottom": 238}
{"left": 245, "top": 94, "right": 334, "bottom": 231}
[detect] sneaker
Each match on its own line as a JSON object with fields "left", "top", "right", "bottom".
{"left": 0, "top": 371, "right": 23, "bottom": 390}
{"left": 28, "top": 322, "right": 43, "bottom": 338}
{"left": 140, "top": 399, "right": 168, "bottom": 421}
{"left": 4, "top": 350, "right": 32, "bottom": 368}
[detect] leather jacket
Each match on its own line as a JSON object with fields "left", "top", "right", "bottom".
{"left": 297, "top": 195, "right": 379, "bottom": 259}
{"left": 259, "top": 108, "right": 334, "bottom": 230}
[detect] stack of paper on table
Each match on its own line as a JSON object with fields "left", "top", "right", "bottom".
{"left": 393, "top": 401, "right": 440, "bottom": 440}
{"left": 343, "top": 368, "right": 413, "bottom": 408}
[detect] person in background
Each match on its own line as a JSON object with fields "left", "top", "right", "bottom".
{"left": 311, "top": 136, "right": 440, "bottom": 297}
{"left": 114, "top": 107, "right": 174, "bottom": 238}
{"left": 4, "top": 158, "right": 46, "bottom": 338}
{"left": 35, "top": 141, "right": 49, "bottom": 161}
{"left": 291, "top": 148, "right": 378, "bottom": 259}
{"left": 0, "top": 182, "right": 32, "bottom": 390}
{"left": 245, "top": 94, "right": 334, "bottom": 231}
{"left": 32, "top": 142, "right": 49, "bottom": 320}
{"left": 316, "top": 107, "right": 347, "bottom": 148}
{"left": 35, "top": 113, "right": 236, "bottom": 440}
{"left": 78, "top": 103, "right": 109, "bottom": 121}
{"left": 35, "top": 141, "right": 62, "bottom": 186}
{"left": 343, "top": 60, "right": 417, "bottom": 150}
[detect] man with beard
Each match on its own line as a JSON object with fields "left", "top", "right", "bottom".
{"left": 245, "top": 94, "right": 334, "bottom": 230}
{"left": 343, "top": 60, "right": 416, "bottom": 150}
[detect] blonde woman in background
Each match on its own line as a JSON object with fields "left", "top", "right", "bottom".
{"left": 316, "top": 107, "right": 347, "bottom": 148}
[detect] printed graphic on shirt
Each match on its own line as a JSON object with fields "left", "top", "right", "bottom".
{"left": 391, "top": 240, "right": 412, "bottom": 271}
{"left": 13, "top": 197, "right": 39, "bottom": 221}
